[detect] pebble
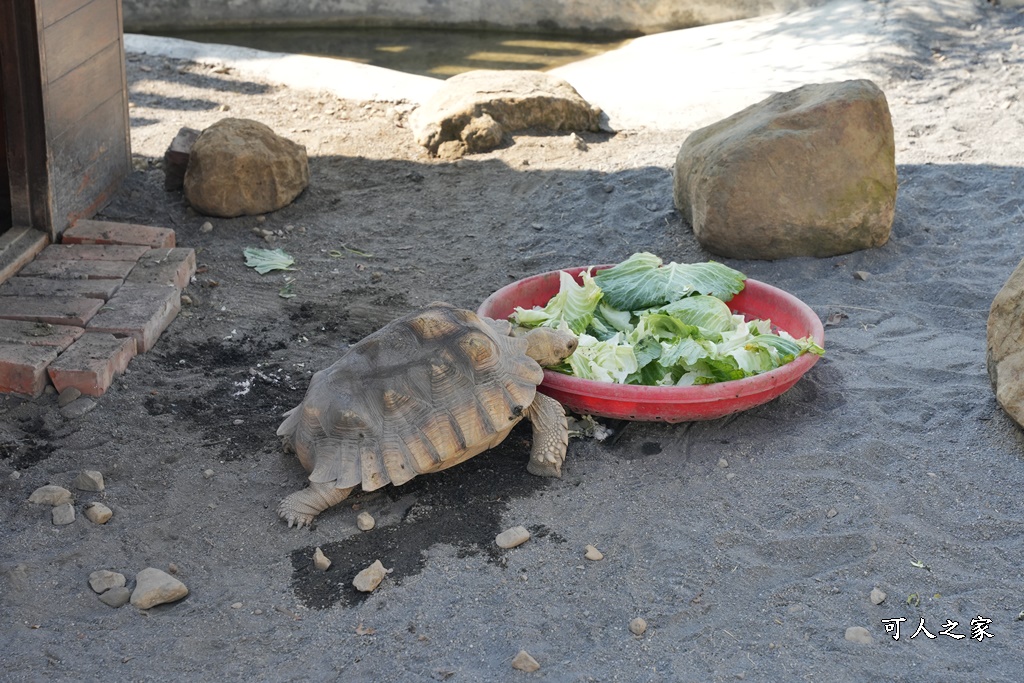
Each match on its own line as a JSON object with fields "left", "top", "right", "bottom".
{"left": 853, "top": 271, "right": 871, "bottom": 281}
{"left": 844, "top": 626, "right": 873, "bottom": 644}
{"left": 356, "top": 511, "right": 375, "bottom": 531}
{"left": 61, "top": 396, "right": 96, "bottom": 419}
{"left": 51, "top": 503, "right": 75, "bottom": 525}
{"left": 99, "top": 586, "right": 132, "bottom": 608}
{"left": 203, "top": 469, "right": 215, "bottom": 479}
{"left": 511, "top": 650, "right": 540, "bottom": 672}
{"left": 10, "top": 471, "right": 21, "bottom": 480}
{"left": 584, "top": 545, "right": 604, "bottom": 561}
{"left": 84, "top": 502, "right": 113, "bottom": 524}
{"left": 89, "top": 570, "right": 127, "bottom": 593}
{"left": 131, "top": 567, "right": 189, "bottom": 609}
{"left": 200, "top": 221, "right": 213, "bottom": 233}
{"left": 826, "top": 507, "right": 838, "bottom": 519}
{"left": 629, "top": 617, "right": 648, "bottom": 636}
{"left": 231, "top": 602, "right": 243, "bottom": 609}
{"left": 181, "top": 294, "right": 194, "bottom": 306}
{"left": 74, "top": 470, "right": 105, "bottom": 492}
{"left": 57, "top": 387, "right": 82, "bottom": 407}
{"left": 717, "top": 457, "right": 729, "bottom": 468}
{"left": 870, "top": 587, "right": 887, "bottom": 605}
{"left": 313, "top": 547, "right": 332, "bottom": 571}
{"left": 28, "top": 484, "right": 72, "bottom": 506}
{"left": 353, "top": 560, "right": 389, "bottom": 593}
{"left": 725, "top": 472, "right": 736, "bottom": 480}
{"left": 495, "top": 525, "right": 530, "bottom": 549}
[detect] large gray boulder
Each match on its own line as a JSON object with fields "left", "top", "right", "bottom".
{"left": 183, "top": 118, "right": 309, "bottom": 218}
{"left": 410, "top": 70, "right": 603, "bottom": 159}
{"left": 988, "top": 256, "right": 1024, "bottom": 429}
{"left": 673, "top": 79, "right": 896, "bottom": 260}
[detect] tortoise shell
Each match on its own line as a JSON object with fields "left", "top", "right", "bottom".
{"left": 277, "top": 303, "right": 544, "bottom": 492}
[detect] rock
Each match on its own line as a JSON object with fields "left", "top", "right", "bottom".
{"left": 183, "top": 118, "right": 309, "bottom": 218}
{"left": 511, "top": 650, "right": 540, "bottom": 672}
{"left": 584, "top": 545, "right": 604, "bottom": 561}
{"left": 870, "top": 587, "right": 887, "bottom": 605}
{"left": 352, "top": 559, "right": 389, "bottom": 593}
{"left": 203, "top": 469, "right": 215, "bottom": 479}
{"left": 98, "top": 586, "right": 132, "bottom": 608}
{"left": 60, "top": 396, "right": 96, "bottom": 419}
{"left": 89, "top": 569, "right": 126, "bottom": 593}
{"left": 74, "top": 470, "right": 105, "bottom": 492}
{"left": 84, "top": 502, "right": 113, "bottom": 524}
{"left": 163, "top": 126, "right": 201, "bottom": 191}
{"left": 717, "top": 457, "right": 729, "bottom": 468}
{"left": 629, "top": 617, "right": 648, "bottom": 636}
{"left": 674, "top": 79, "right": 896, "bottom": 259}
{"left": 853, "top": 270, "right": 872, "bottom": 281}
{"left": 495, "top": 525, "right": 531, "bottom": 549}
{"left": 52, "top": 502, "right": 75, "bottom": 525}
{"left": 356, "top": 511, "right": 375, "bottom": 531}
{"left": 410, "top": 70, "right": 603, "bottom": 159}
{"left": 130, "top": 567, "right": 189, "bottom": 608}
{"left": 987, "top": 256, "right": 1024, "bottom": 429}
{"left": 57, "top": 387, "right": 82, "bottom": 407}
{"left": 199, "top": 221, "right": 213, "bottom": 233}
{"left": 28, "top": 485, "right": 72, "bottom": 506}
{"left": 844, "top": 626, "right": 873, "bottom": 644}
{"left": 231, "top": 602, "right": 243, "bottom": 609}
{"left": 313, "top": 547, "right": 331, "bottom": 571}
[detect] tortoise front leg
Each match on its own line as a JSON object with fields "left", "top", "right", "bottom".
{"left": 523, "top": 393, "right": 568, "bottom": 478}
{"left": 278, "top": 481, "right": 355, "bottom": 529}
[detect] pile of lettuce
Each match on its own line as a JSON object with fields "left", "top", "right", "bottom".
{"left": 511, "top": 252, "right": 824, "bottom": 386}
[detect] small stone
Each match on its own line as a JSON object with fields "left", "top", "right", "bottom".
{"left": 231, "top": 602, "right": 243, "bottom": 609}
{"left": 57, "top": 387, "right": 82, "bottom": 407}
{"left": 826, "top": 507, "right": 838, "bottom": 518}
{"left": 844, "top": 626, "right": 873, "bottom": 644}
{"left": 853, "top": 271, "right": 871, "bottom": 281}
{"left": 61, "top": 396, "right": 96, "bottom": 419}
{"left": 89, "top": 569, "right": 127, "bottom": 593}
{"left": 869, "top": 587, "right": 887, "bottom": 605}
{"left": 629, "top": 617, "right": 648, "bottom": 636}
{"left": 203, "top": 469, "right": 215, "bottom": 479}
{"left": 74, "top": 470, "right": 105, "bottom": 492}
{"left": 84, "top": 502, "right": 113, "bottom": 524}
{"left": 584, "top": 545, "right": 604, "bottom": 561}
{"left": 511, "top": 650, "right": 540, "bottom": 672}
{"left": 10, "top": 471, "right": 21, "bottom": 480}
{"left": 167, "top": 562, "right": 179, "bottom": 575}
{"left": 717, "top": 458, "right": 729, "bottom": 468}
{"left": 495, "top": 525, "right": 530, "bottom": 549}
{"left": 233, "top": 419, "right": 244, "bottom": 425}
{"left": 181, "top": 294, "right": 194, "bottom": 306}
{"left": 313, "top": 547, "right": 331, "bottom": 571}
{"left": 131, "top": 567, "right": 189, "bottom": 608}
{"left": 28, "top": 484, "right": 73, "bottom": 506}
{"left": 199, "top": 221, "right": 213, "bottom": 233}
{"left": 356, "top": 511, "right": 375, "bottom": 531}
{"left": 99, "top": 586, "right": 132, "bottom": 608}
{"left": 725, "top": 472, "right": 736, "bottom": 480}
{"left": 352, "top": 559, "right": 389, "bottom": 593}
{"left": 52, "top": 502, "right": 75, "bottom": 525}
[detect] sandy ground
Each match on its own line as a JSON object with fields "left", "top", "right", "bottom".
{"left": 3, "top": 1, "right": 1024, "bottom": 681}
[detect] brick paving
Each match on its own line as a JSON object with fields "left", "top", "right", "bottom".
{"left": 0, "top": 220, "right": 194, "bottom": 398}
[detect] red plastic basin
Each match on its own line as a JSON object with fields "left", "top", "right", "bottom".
{"left": 478, "top": 265, "right": 825, "bottom": 423}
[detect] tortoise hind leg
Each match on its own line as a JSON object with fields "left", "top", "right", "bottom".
{"left": 278, "top": 481, "right": 355, "bottom": 529}
{"left": 523, "top": 393, "right": 568, "bottom": 478}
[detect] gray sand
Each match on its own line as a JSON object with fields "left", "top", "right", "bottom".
{"left": 2, "top": 1, "right": 1024, "bottom": 681}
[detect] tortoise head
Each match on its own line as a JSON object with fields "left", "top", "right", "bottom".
{"left": 517, "top": 327, "right": 578, "bottom": 367}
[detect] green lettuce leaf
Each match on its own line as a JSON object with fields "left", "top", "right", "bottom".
{"left": 511, "top": 269, "right": 602, "bottom": 334}
{"left": 566, "top": 333, "right": 638, "bottom": 384}
{"left": 593, "top": 252, "right": 746, "bottom": 310}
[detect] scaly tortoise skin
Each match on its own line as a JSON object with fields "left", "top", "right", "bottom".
{"left": 277, "top": 302, "right": 578, "bottom": 528}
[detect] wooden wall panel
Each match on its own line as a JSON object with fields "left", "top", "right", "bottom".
{"left": 40, "top": 0, "right": 94, "bottom": 27}
{"left": 44, "top": 41, "right": 123, "bottom": 140}
{"left": 42, "top": 0, "right": 119, "bottom": 82}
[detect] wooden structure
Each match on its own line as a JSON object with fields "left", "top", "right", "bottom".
{"left": 1, "top": 0, "right": 131, "bottom": 279}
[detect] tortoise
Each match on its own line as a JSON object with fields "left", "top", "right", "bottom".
{"left": 276, "top": 302, "right": 579, "bottom": 528}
